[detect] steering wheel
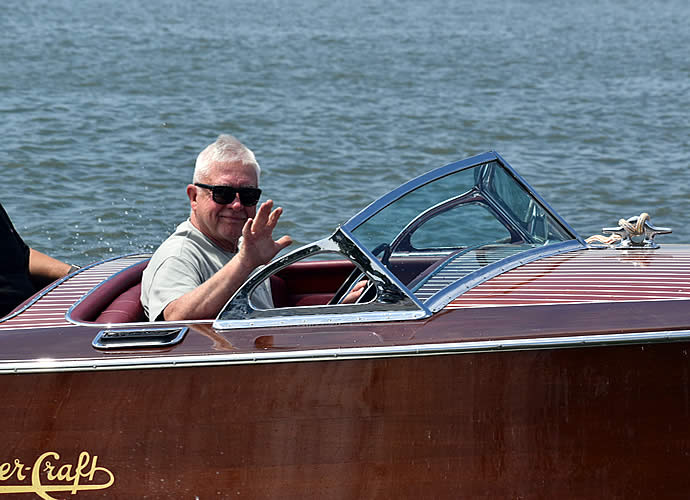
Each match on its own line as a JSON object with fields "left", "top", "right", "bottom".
{"left": 328, "top": 268, "right": 366, "bottom": 305}
{"left": 327, "top": 243, "right": 390, "bottom": 305}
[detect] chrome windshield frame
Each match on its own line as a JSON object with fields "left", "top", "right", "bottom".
{"left": 213, "top": 227, "right": 429, "bottom": 331}
{"left": 343, "top": 151, "right": 585, "bottom": 246}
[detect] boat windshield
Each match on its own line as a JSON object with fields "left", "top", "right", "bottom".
{"left": 346, "top": 159, "right": 576, "bottom": 293}
{"left": 216, "top": 154, "right": 582, "bottom": 329}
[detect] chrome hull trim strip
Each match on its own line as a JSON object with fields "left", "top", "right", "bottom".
{"left": 216, "top": 309, "right": 427, "bottom": 330}
{"left": 3, "top": 329, "right": 690, "bottom": 374}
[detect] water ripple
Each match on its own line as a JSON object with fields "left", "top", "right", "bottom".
{"left": 1, "top": 0, "right": 688, "bottom": 264}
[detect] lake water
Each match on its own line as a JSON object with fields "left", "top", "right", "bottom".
{"left": 1, "top": 0, "right": 688, "bottom": 265}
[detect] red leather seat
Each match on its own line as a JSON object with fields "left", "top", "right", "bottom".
{"left": 95, "top": 282, "right": 146, "bottom": 323}
{"left": 69, "top": 260, "right": 149, "bottom": 324}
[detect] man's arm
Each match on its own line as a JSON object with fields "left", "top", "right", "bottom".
{"left": 161, "top": 250, "right": 261, "bottom": 320}
{"left": 162, "top": 200, "right": 292, "bottom": 321}
{"left": 28, "top": 249, "right": 72, "bottom": 289}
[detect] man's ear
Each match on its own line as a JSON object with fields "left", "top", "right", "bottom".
{"left": 186, "top": 184, "right": 198, "bottom": 209}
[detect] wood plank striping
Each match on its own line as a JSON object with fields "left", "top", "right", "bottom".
{"left": 447, "top": 249, "right": 690, "bottom": 309}
{"left": 0, "top": 255, "right": 147, "bottom": 330}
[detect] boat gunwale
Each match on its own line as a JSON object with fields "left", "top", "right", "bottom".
{"left": 2, "top": 327, "right": 690, "bottom": 375}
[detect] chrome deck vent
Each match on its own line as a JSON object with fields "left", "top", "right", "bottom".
{"left": 92, "top": 327, "right": 188, "bottom": 349}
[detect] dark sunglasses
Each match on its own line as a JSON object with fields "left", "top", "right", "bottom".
{"left": 194, "top": 183, "right": 262, "bottom": 206}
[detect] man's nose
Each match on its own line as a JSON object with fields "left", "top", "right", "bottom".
{"left": 229, "top": 193, "right": 244, "bottom": 210}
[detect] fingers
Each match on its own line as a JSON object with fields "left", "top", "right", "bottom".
{"left": 242, "top": 201, "right": 290, "bottom": 246}
{"left": 253, "top": 200, "right": 274, "bottom": 229}
{"left": 276, "top": 235, "right": 293, "bottom": 251}
{"left": 250, "top": 200, "right": 286, "bottom": 235}
{"left": 267, "top": 206, "right": 283, "bottom": 228}
{"left": 242, "top": 218, "right": 254, "bottom": 239}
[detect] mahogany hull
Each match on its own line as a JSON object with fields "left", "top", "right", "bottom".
{"left": 2, "top": 340, "right": 689, "bottom": 499}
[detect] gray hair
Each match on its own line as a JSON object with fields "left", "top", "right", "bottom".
{"left": 193, "top": 134, "right": 261, "bottom": 183}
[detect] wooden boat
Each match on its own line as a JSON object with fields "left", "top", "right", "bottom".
{"left": 2, "top": 152, "right": 689, "bottom": 499}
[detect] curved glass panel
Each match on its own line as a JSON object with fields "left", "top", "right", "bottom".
{"left": 409, "top": 202, "right": 512, "bottom": 250}
{"left": 348, "top": 160, "right": 576, "bottom": 291}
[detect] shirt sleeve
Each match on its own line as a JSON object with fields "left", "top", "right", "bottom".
{"left": 0, "top": 203, "right": 34, "bottom": 316}
{"left": 142, "top": 255, "right": 203, "bottom": 321}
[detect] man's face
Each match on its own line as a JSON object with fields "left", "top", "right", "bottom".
{"left": 188, "top": 161, "right": 259, "bottom": 251}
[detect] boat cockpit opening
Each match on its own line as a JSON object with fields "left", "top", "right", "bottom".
{"left": 62, "top": 153, "right": 585, "bottom": 330}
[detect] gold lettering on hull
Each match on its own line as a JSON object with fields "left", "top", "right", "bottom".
{"left": 0, "top": 452, "right": 114, "bottom": 499}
